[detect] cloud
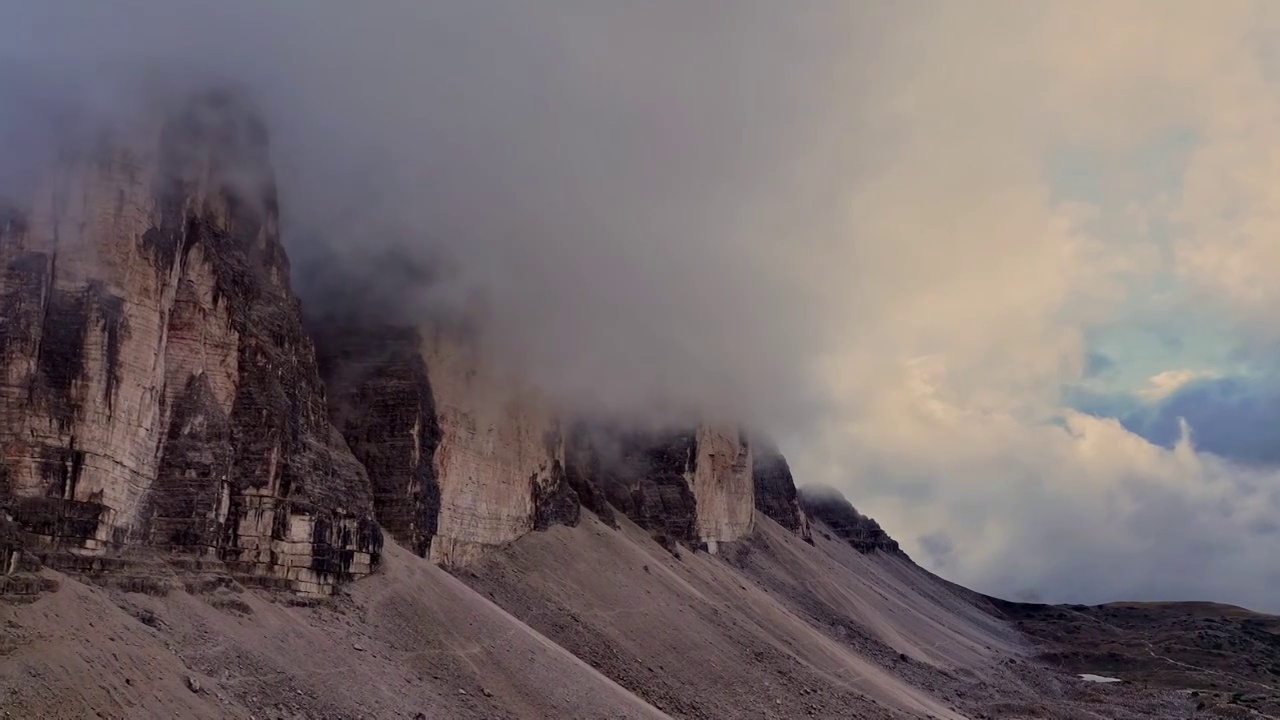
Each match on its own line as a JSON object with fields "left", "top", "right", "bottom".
{"left": 917, "top": 532, "right": 955, "bottom": 571}
{"left": 1135, "top": 369, "right": 1219, "bottom": 401}
{"left": 0, "top": 1, "right": 878, "bottom": 429}
{"left": 826, "top": 362, "right": 1280, "bottom": 611}
{"left": 1088, "top": 373, "right": 1280, "bottom": 470}
{"left": 2, "top": 2, "right": 1278, "bottom": 611}
{"left": 1083, "top": 351, "right": 1116, "bottom": 378}
{"left": 784, "top": 0, "right": 1280, "bottom": 611}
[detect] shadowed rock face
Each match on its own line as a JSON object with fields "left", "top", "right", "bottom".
{"left": 569, "top": 426, "right": 702, "bottom": 548}
{"left": 799, "top": 485, "right": 902, "bottom": 556}
{"left": 563, "top": 423, "right": 757, "bottom": 553}
{"left": 311, "top": 315, "right": 580, "bottom": 567}
{"left": 750, "top": 438, "right": 812, "bottom": 542}
{"left": 0, "top": 90, "right": 380, "bottom": 594}
{"left": 0, "top": 85, "right": 813, "bottom": 591}
{"left": 311, "top": 321, "right": 443, "bottom": 559}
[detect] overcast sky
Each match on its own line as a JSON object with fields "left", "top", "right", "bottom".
{"left": 2, "top": 1, "right": 1278, "bottom": 612}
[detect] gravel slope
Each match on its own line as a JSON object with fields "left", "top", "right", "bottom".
{"left": 0, "top": 543, "right": 666, "bottom": 720}
{"left": 1, "top": 512, "right": 1205, "bottom": 720}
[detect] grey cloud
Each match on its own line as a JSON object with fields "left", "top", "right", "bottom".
{"left": 0, "top": 1, "right": 892, "bottom": 435}
{"left": 917, "top": 531, "right": 954, "bottom": 569}
{"left": 1248, "top": 517, "right": 1279, "bottom": 537}
{"left": 961, "top": 469, "right": 1278, "bottom": 611}
{"left": 1083, "top": 350, "right": 1115, "bottom": 377}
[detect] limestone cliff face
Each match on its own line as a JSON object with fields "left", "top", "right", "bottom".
{"left": 565, "top": 424, "right": 756, "bottom": 553}
{"left": 419, "top": 326, "right": 577, "bottom": 565}
{"left": 314, "top": 316, "right": 769, "bottom": 562}
{"left": 312, "top": 322, "right": 441, "bottom": 559}
{"left": 0, "top": 91, "right": 380, "bottom": 594}
{"left": 751, "top": 439, "right": 812, "bottom": 541}
{"left": 575, "top": 428, "right": 700, "bottom": 547}
{"left": 688, "top": 425, "right": 754, "bottom": 552}
{"left": 314, "top": 320, "right": 579, "bottom": 567}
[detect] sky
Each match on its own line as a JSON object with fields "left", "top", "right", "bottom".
{"left": 1, "top": 1, "right": 1278, "bottom": 612}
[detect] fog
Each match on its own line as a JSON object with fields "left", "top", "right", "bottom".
{"left": 0, "top": 2, "right": 888, "bottom": 432}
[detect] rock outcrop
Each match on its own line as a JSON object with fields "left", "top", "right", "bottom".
{"left": 564, "top": 424, "right": 755, "bottom": 553}
{"left": 799, "top": 485, "right": 903, "bottom": 555}
{"left": 419, "top": 325, "right": 577, "bottom": 565}
{"left": 312, "top": 321, "right": 442, "bottom": 558}
{"left": 313, "top": 317, "right": 579, "bottom": 567}
{"left": 750, "top": 438, "right": 812, "bottom": 541}
{"left": 0, "top": 90, "right": 380, "bottom": 594}
{"left": 688, "top": 424, "right": 755, "bottom": 552}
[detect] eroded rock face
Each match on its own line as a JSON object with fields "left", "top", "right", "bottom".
{"left": 0, "top": 90, "right": 380, "bottom": 594}
{"left": 798, "top": 485, "right": 902, "bottom": 556}
{"left": 565, "top": 424, "right": 754, "bottom": 553}
{"left": 572, "top": 427, "right": 700, "bottom": 547}
{"left": 0, "top": 88, "right": 812, "bottom": 588}
{"left": 420, "top": 326, "right": 577, "bottom": 565}
{"left": 688, "top": 425, "right": 754, "bottom": 552}
{"left": 750, "top": 439, "right": 812, "bottom": 542}
{"left": 313, "top": 321, "right": 442, "bottom": 558}
{"left": 313, "top": 318, "right": 579, "bottom": 567}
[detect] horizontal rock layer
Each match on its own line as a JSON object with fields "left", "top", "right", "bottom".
{"left": 0, "top": 90, "right": 380, "bottom": 594}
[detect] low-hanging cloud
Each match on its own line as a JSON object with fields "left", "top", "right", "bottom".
{"left": 1, "top": 1, "right": 886, "bottom": 431}
{"left": 2, "top": 1, "right": 1278, "bottom": 612}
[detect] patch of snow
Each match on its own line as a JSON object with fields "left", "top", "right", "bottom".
{"left": 1078, "top": 673, "right": 1122, "bottom": 683}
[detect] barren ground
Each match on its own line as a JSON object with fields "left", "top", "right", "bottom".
{"left": 1, "top": 511, "right": 1255, "bottom": 719}
{"left": 991, "top": 597, "right": 1280, "bottom": 718}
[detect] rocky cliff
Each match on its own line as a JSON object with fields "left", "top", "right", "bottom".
{"left": 751, "top": 438, "right": 812, "bottom": 541}
{"left": 418, "top": 324, "right": 577, "bottom": 565}
{"left": 311, "top": 297, "right": 805, "bottom": 563}
{"left": 1, "top": 86, "right": 815, "bottom": 597}
{"left": 313, "top": 318, "right": 579, "bottom": 568}
{"left": 799, "top": 485, "right": 903, "bottom": 555}
{"left": 311, "top": 321, "right": 441, "bottom": 559}
{"left": 561, "top": 423, "right": 759, "bottom": 553}
{"left": 0, "top": 90, "right": 380, "bottom": 594}
{"left": 315, "top": 331, "right": 799, "bottom": 562}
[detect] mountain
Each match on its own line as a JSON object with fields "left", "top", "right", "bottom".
{"left": 0, "top": 90, "right": 378, "bottom": 596}
{"left": 799, "top": 485, "right": 902, "bottom": 555}
{"left": 2, "top": 90, "right": 1275, "bottom": 720}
